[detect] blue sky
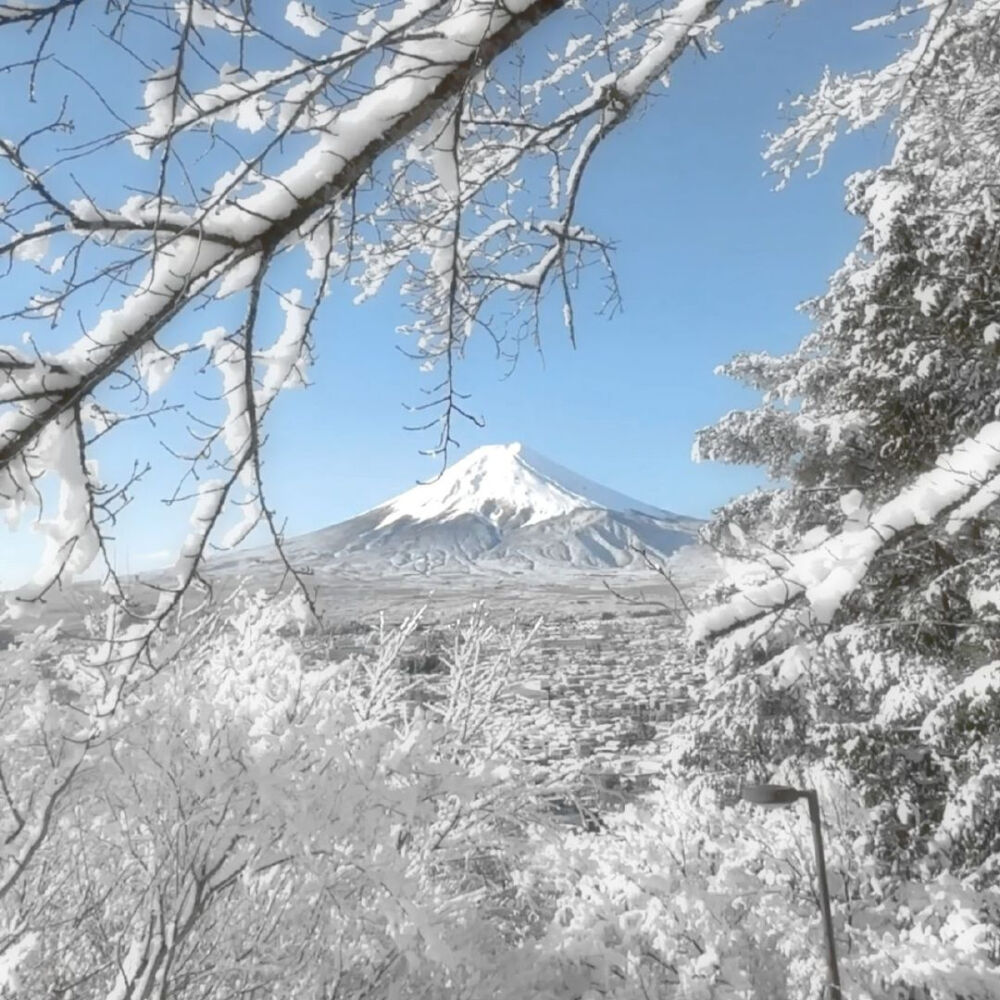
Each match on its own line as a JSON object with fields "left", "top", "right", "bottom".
{"left": 1, "top": 2, "right": 905, "bottom": 586}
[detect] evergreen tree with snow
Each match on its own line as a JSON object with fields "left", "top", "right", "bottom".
{"left": 692, "top": 1, "right": 1000, "bottom": 886}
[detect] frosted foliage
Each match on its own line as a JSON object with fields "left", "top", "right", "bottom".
{"left": 697, "top": 0, "right": 1000, "bottom": 646}
{"left": 765, "top": 0, "right": 980, "bottom": 182}
{"left": 0, "top": 597, "right": 558, "bottom": 999}
{"left": 0, "top": 0, "right": 756, "bottom": 607}
{"left": 527, "top": 781, "right": 1000, "bottom": 999}
{"left": 5, "top": 594, "right": 999, "bottom": 1000}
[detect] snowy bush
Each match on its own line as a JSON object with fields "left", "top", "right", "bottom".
{"left": 4, "top": 594, "right": 999, "bottom": 999}
{"left": 521, "top": 779, "right": 1000, "bottom": 1000}
{"left": 0, "top": 596, "right": 554, "bottom": 998}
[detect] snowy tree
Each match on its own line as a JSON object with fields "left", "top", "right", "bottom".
{"left": 0, "top": 0, "right": 747, "bottom": 628}
{"left": 690, "top": 0, "right": 1000, "bottom": 951}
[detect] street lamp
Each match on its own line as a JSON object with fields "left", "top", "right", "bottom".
{"left": 741, "top": 784, "right": 842, "bottom": 999}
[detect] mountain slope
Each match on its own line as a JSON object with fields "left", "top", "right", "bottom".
{"left": 227, "top": 443, "right": 701, "bottom": 574}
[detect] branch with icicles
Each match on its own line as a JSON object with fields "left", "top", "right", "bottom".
{"left": 691, "top": 421, "right": 1000, "bottom": 649}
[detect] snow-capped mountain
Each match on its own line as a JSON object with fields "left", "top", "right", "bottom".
{"left": 373, "top": 443, "right": 668, "bottom": 530}
{"left": 231, "top": 443, "right": 701, "bottom": 574}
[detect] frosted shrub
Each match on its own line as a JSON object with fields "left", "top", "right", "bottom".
{"left": 0, "top": 624, "right": 93, "bottom": 995}
{"left": 4, "top": 597, "right": 998, "bottom": 1000}
{"left": 522, "top": 781, "right": 832, "bottom": 999}
{"left": 518, "top": 780, "right": 1000, "bottom": 1000}
{"left": 0, "top": 595, "right": 549, "bottom": 999}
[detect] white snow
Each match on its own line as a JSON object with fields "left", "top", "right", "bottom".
{"left": 285, "top": 1, "right": 327, "bottom": 37}
{"left": 0, "top": 931, "right": 36, "bottom": 993}
{"left": 12, "top": 225, "right": 50, "bottom": 263}
{"left": 255, "top": 289, "right": 309, "bottom": 406}
{"left": 426, "top": 112, "right": 460, "bottom": 199}
{"left": 914, "top": 282, "right": 940, "bottom": 316}
{"left": 29, "top": 413, "right": 101, "bottom": 588}
{"left": 200, "top": 326, "right": 227, "bottom": 350}
{"left": 136, "top": 342, "right": 177, "bottom": 394}
{"left": 175, "top": 0, "right": 243, "bottom": 32}
{"left": 0, "top": 3, "right": 40, "bottom": 20}
{"left": 217, "top": 253, "right": 261, "bottom": 298}
{"left": 372, "top": 443, "right": 671, "bottom": 529}
{"left": 615, "top": 0, "right": 713, "bottom": 99}
{"left": 175, "top": 479, "right": 227, "bottom": 585}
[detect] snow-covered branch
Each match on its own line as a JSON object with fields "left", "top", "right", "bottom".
{"left": 692, "top": 421, "right": 1000, "bottom": 642}
{"left": 766, "top": 0, "right": 999, "bottom": 181}
{"left": 0, "top": 0, "right": 736, "bottom": 617}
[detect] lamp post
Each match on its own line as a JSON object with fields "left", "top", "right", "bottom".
{"left": 741, "top": 784, "right": 842, "bottom": 999}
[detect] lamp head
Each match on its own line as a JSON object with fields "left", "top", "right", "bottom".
{"left": 741, "top": 784, "right": 804, "bottom": 806}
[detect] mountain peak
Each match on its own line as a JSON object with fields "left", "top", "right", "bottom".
{"left": 373, "top": 442, "right": 672, "bottom": 531}
{"left": 227, "top": 443, "right": 702, "bottom": 575}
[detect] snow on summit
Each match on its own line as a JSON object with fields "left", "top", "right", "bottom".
{"left": 375, "top": 443, "right": 672, "bottom": 529}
